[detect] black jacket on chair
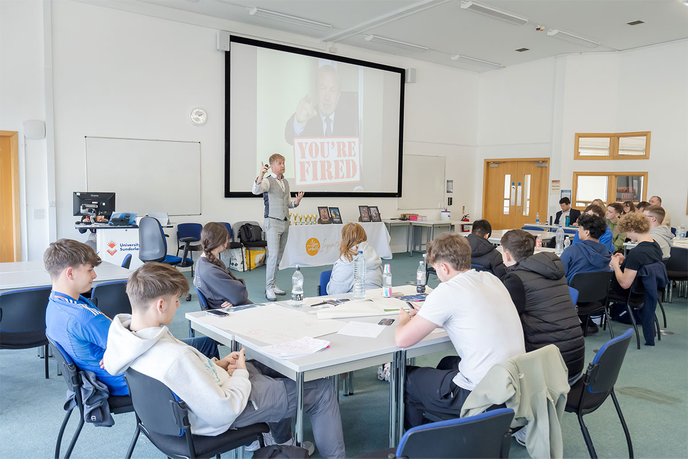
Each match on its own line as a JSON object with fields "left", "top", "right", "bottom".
{"left": 467, "top": 234, "right": 507, "bottom": 278}
{"left": 554, "top": 208, "right": 581, "bottom": 225}
{"left": 502, "top": 252, "right": 585, "bottom": 378}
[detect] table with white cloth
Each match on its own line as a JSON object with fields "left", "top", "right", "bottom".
{"left": 279, "top": 221, "right": 393, "bottom": 269}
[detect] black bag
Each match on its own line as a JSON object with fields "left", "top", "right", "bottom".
{"left": 252, "top": 445, "right": 310, "bottom": 458}
{"left": 239, "top": 224, "right": 263, "bottom": 244}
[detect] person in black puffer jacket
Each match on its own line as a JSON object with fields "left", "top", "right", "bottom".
{"left": 467, "top": 220, "right": 507, "bottom": 278}
{"left": 500, "top": 229, "right": 585, "bottom": 383}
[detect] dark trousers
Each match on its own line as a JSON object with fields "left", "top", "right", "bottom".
{"left": 404, "top": 356, "right": 472, "bottom": 430}
{"left": 181, "top": 336, "right": 219, "bottom": 360}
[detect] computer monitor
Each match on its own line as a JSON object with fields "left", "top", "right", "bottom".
{"left": 73, "top": 192, "right": 116, "bottom": 218}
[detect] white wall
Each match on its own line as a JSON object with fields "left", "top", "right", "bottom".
{"left": 0, "top": 0, "right": 49, "bottom": 261}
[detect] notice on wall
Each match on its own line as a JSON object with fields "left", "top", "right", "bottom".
{"left": 550, "top": 180, "right": 561, "bottom": 194}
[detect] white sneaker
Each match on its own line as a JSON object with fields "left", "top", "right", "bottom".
{"left": 266, "top": 289, "right": 277, "bottom": 301}
{"left": 273, "top": 286, "right": 287, "bottom": 296}
{"left": 245, "top": 432, "right": 315, "bottom": 456}
{"left": 512, "top": 426, "right": 527, "bottom": 447}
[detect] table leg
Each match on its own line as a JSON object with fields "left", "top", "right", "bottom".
{"left": 389, "top": 351, "right": 399, "bottom": 447}
{"left": 407, "top": 223, "right": 412, "bottom": 256}
{"left": 295, "top": 372, "right": 305, "bottom": 447}
{"left": 397, "top": 350, "right": 407, "bottom": 444}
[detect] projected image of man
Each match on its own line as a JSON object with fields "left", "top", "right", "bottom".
{"left": 285, "top": 65, "right": 359, "bottom": 145}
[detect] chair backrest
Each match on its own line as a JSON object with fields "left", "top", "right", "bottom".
{"left": 521, "top": 226, "right": 542, "bottom": 231}
{"left": 317, "top": 270, "right": 332, "bottom": 296}
{"left": 0, "top": 287, "right": 51, "bottom": 349}
{"left": 568, "top": 286, "right": 579, "bottom": 305}
{"left": 91, "top": 281, "right": 132, "bottom": 318}
{"left": 138, "top": 216, "right": 167, "bottom": 263}
{"left": 471, "top": 263, "right": 488, "bottom": 272}
{"left": 177, "top": 223, "right": 202, "bottom": 241}
{"left": 569, "top": 271, "right": 614, "bottom": 304}
{"left": 125, "top": 368, "right": 189, "bottom": 437}
{"left": 666, "top": 247, "right": 688, "bottom": 272}
{"left": 121, "top": 253, "right": 133, "bottom": 269}
{"left": 48, "top": 337, "right": 82, "bottom": 393}
{"left": 195, "top": 286, "right": 210, "bottom": 311}
{"left": 670, "top": 227, "right": 676, "bottom": 235}
{"left": 220, "top": 222, "right": 234, "bottom": 241}
{"left": 586, "top": 328, "right": 633, "bottom": 395}
{"left": 396, "top": 408, "right": 515, "bottom": 458}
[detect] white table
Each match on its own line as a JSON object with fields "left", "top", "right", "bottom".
{"left": 383, "top": 220, "right": 414, "bottom": 254}
{"left": 0, "top": 260, "right": 131, "bottom": 292}
{"left": 488, "top": 229, "right": 554, "bottom": 245}
{"left": 279, "top": 221, "right": 392, "bottom": 269}
{"left": 410, "top": 220, "right": 455, "bottom": 255}
{"left": 495, "top": 246, "right": 557, "bottom": 254}
{"left": 186, "top": 285, "right": 451, "bottom": 448}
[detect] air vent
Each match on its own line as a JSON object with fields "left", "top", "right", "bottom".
{"left": 627, "top": 20, "right": 644, "bottom": 26}
{"left": 515, "top": 48, "right": 529, "bottom": 52}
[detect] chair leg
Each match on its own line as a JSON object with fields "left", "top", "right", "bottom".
{"left": 188, "top": 321, "right": 195, "bottom": 338}
{"left": 45, "top": 343, "right": 50, "bottom": 379}
{"left": 347, "top": 371, "right": 354, "bottom": 395}
{"left": 577, "top": 413, "right": 598, "bottom": 459}
{"left": 125, "top": 425, "right": 141, "bottom": 459}
{"left": 655, "top": 315, "right": 661, "bottom": 341}
{"left": 582, "top": 314, "right": 589, "bottom": 337}
{"left": 610, "top": 390, "right": 634, "bottom": 459}
{"left": 64, "top": 415, "right": 85, "bottom": 459}
{"left": 625, "top": 304, "right": 641, "bottom": 350}
{"left": 606, "top": 310, "right": 615, "bottom": 339}
{"left": 246, "top": 248, "right": 252, "bottom": 271}
{"left": 658, "top": 298, "right": 667, "bottom": 328}
{"left": 55, "top": 408, "right": 74, "bottom": 459}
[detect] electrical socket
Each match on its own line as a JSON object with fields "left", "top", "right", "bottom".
{"left": 34, "top": 209, "right": 46, "bottom": 220}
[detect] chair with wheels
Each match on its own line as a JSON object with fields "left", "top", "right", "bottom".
{"left": 665, "top": 247, "right": 688, "bottom": 302}
{"left": 565, "top": 328, "right": 634, "bottom": 459}
{"left": 569, "top": 271, "right": 615, "bottom": 337}
{"left": 0, "top": 286, "right": 52, "bottom": 378}
{"left": 138, "top": 216, "right": 194, "bottom": 301}
{"left": 50, "top": 338, "right": 139, "bottom": 459}
{"left": 362, "top": 408, "right": 515, "bottom": 459}
{"left": 124, "top": 368, "right": 269, "bottom": 459}
{"left": 316, "top": 270, "right": 332, "bottom": 296}
{"left": 91, "top": 280, "right": 131, "bottom": 319}
{"left": 176, "top": 223, "right": 203, "bottom": 277}
{"left": 121, "top": 253, "right": 132, "bottom": 269}
{"left": 235, "top": 220, "right": 267, "bottom": 272}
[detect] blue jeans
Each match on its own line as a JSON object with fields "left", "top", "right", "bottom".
{"left": 181, "top": 336, "right": 219, "bottom": 360}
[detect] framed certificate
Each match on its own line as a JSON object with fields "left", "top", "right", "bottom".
{"left": 369, "top": 206, "right": 381, "bottom": 222}
{"left": 359, "top": 206, "right": 371, "bottom": 222}
{"left": 329, "top": 207, "right": 342, "bottom": 224}
{"left": 318, "top": 206, "right": 332, "bottom": 224}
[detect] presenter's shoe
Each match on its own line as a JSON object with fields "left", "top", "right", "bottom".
{"left": 266, "top": 289, "right": 277, "bottom": 301}
{"left": 273, "top": 286, "right": 287, "bottom": 296}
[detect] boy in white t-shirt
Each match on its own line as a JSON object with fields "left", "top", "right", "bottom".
{"left": 395, "top": 232, "right": 525, "bottom": 428}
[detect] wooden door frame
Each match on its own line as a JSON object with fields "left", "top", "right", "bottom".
{"left": 0, "top": 130, "right": 21, "bottom": 261}
{"left": 482, "top": 158, "right": 550, "bottom": 225}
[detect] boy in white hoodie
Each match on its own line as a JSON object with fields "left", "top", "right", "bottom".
{"left": 103, "top": 263, "right": 345, "bottom": 458}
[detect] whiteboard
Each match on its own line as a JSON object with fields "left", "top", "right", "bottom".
{"left": 85, "top": 137, "right": 201, "bottom": 216}
{"left": 398, "top": 154, "right": 445, "bottom": 210}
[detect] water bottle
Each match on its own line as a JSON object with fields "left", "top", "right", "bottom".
{"left": 555, "top": 226, "right": 565, "bottom": 256}
{"left": 382, "top": 264, "right": 392, "bottom": 297}
{"left": 536, "top": 212, "right": 540, "bottom": 224}
{"left": 291, "top": 265, "right": 304, "bottom": 306}
{"left": 563, "top": 237, "right": 571, "bottom": 249}
{"left": 353, "top": 251, "right": 366, "bottom": 300}
{"left": 416, "top": 261, "right": 427, "bottom": 293}
{"left": 679, "top": 225, "right": 686, "bottom": 239}
{"left": 536, "top": 235, "right": 542, "bottom": 248}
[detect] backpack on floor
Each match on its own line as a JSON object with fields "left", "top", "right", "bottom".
{"left": 239, "top": 224, "right": 263, "bottom": 244}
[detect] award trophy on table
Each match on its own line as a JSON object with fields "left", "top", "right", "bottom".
{"left": 300, "top": 215, "right": 304, "bottom": 225}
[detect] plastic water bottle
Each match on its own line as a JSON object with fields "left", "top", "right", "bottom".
{"left": 382, "top": 264, "right": 392, "bottom": 297}
{"left": 536, "top": 212, "right": 540, "bottom": 224}
{"left": 353, "top": 251, "right": 366, "bottom": 300}
{"left": 416, "top": 261, "right": 427, "bottom": 293}
{"left": 679, "top": 225, "right": 686, "bottom": 239}
{"left": 291, "top": 265, "right": 304, "bottom": 306}
{"left": 563, "top": 237, "right": 571, "bottom": 249}
{"left": 555, "top": 226, "right": 565, "bottom": 256}
{"left": 536, "top": 235, "right": 542, "bottom": 248}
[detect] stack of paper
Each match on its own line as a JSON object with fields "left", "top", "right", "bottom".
{"left": 337, "top": 321, "right": 386, "bottom": 338}
{"left": 260, "top": 337, "right": 330, "bottom": 359}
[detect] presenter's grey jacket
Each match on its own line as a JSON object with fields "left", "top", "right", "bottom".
{"left": 252, "top": 174, "right": 298, "bottom": 220}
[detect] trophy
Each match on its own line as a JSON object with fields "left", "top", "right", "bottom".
{"left": 300, "top": 215, "right": 304, "bottom": 225}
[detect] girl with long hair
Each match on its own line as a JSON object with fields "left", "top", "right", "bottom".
{"left": 326, "top": 222, "right": 382, "bottom": 295}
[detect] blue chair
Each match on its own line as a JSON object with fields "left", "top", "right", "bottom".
{"left": 569, "top": 271, "right": 614, "bottom": 337}
{"left": 366, "top": 408, "right": 515, "bottom": 458}
{"left": 121, "top": 253, "right": 132, "bottom": 269}
{"left": 176, "top": 223, "right": 203, "bottom": 276}
{"left": 569, "top": 286, "right": 579, "bottom": 305}
{"left": 195, "top": 286, "right": 210, "bottom": 311}
{"left": 220, "top": 222, "right": 245, "bottom": 265}
{"left": 0, "top": 286, "right": 52, "bottom": 378}
{"left": 123, "top": 368, "right": 269, "bottom": 459}
{"left": 91, "top": 280, "right": 131, "bottom": 319}
{"left": 522, "top": 225, "right": 543, "bottom": 231}
{"left": 565, "top": 329, "right": 634, "bottom": 459}
{"left": 50, "top": 338, "right": 138, "bottom": 459}
{"left": 139, "top": 216, "right": 194, "bottom": 301}
{"left": 317, "top": 270, "right": 332, "bottom": 296}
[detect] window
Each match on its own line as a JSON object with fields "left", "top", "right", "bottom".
{"left": 573, "top": 172, "right": 648, "bottom": 209}
{"left": 574, "top": 132, "right": 650, "bottom": 160}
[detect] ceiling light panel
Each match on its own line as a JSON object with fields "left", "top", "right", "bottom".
{"left": 547, "top": 29, "right": 599, "bottom": 48}
{"left": 247, "top": 7, "right": 332, "bottom": 30}
{"left": 364, "top": 34, "right": 429, "bottom": 52}
{"left": 460, "top": 1, "right": 528, "bottom": 26}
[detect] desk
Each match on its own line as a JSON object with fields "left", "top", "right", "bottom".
{"left": 186, "top": 285, "right": 451, "bottom": 448}
{"left": 383, "top": 220, "right": 413, "bottom": 254}
{"left": 410, "top": 220, "right": 455, "bottom": 255}
{"left": 0, "top": 261, "right": 131, "bottom": 292}
{"left": 279, "top": 222, "right": 392, "bottom": 269}
{"left": 524, "top": 223, "right": 577, "bottom": 232}
{"left": 488, "top": 229, "right": 554, "bottom": 245}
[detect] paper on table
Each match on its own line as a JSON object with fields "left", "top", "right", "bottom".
{"left": 336, "top": 321, "right": 386, "bottom": 338}
{"left": 260, "top": 337, "right": 330, "bottom": 359}
{"left": 315, "top": 299, "right": 392, "bottom": 320}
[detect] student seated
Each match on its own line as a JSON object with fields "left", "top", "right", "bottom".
{"left": 554, "top": 197, "right": 580, "bottom": 225}
{"left": 649, "top": 195, "right": 671, "bottom": 226}
{"left": 636, "top": 201, "right": 650, "bottom": 213}
{"left": 606, "top": 203, "right": 626, "bottom": 253}
{"left": 561, "top": 214, "right": 612, "bottom": 282}
{"left": 644, "top": 205, "right": 674, "bottom": 259}
{"left": 44, "top": 239, "right": 218, "bottom": 397}
{"left": 394, "top": 233, "right": 525, "bottom": 428}
{"left": 500, "top": 230, "right": 585, "bottom": 383}
{"left": 622, "top": 201, "right": 636, "bottom": 214}
{"left": 571, "top": 204, "right": 614, "bottom": 252}
{"left": 194, "top": 222, "right": 250, "bottom": 309}
{"left": 466, "top": 219, "right": 506, "bottom": 278}
{"left": 327, "top": 222, "right": 382, "bottom": 295}
{"left": 103, "top": 263, "right": 345, "bottom": 458}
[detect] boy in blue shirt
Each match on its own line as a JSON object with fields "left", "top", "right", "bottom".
{"left": 44, "top": 239, "right": 217, "bottom": 396}
{"left": 571, "top": 204, "right": 614, "bottom": 253}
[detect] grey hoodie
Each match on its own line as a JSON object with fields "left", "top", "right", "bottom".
{"left": 649, "top": 225, "right": 674, "bottom": 259}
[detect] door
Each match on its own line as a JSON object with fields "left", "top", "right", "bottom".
{"left": 483, "top": 159, "right": 549, "bottom": 230}
{"left": 0, "top": 131, "right": 21, "bottom": 262}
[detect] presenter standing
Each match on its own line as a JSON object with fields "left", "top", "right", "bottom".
{"left": 252, "top": 154, "right": 304, "bottom": 301}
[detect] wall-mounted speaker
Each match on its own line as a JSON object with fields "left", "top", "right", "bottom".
{"left": 217, "top": 31, "right": 230, "bottom": 52}
{"left": 405, "top": 68, "right": 416, "bottom": 84}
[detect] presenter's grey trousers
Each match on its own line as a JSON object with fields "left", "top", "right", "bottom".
{"left": 264, "top": 217, "right": 289, "bottom": 291}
